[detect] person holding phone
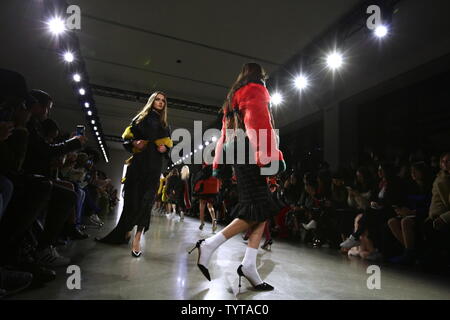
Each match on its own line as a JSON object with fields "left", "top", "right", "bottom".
{"left": 96, "top": 91, "right": 172, "bottom": 258}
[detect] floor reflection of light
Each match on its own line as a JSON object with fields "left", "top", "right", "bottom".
{"left": 115, "top": 165, "right": 128, "bottom": 225}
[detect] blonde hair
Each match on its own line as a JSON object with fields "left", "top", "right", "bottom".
{"left": 181, "top": 165, "right": 190, "bottom": 181}
{"left": 133, "top": 91, "right": 168, "bottom": 127}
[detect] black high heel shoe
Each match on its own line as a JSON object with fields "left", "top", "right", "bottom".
{"left": 237, "top": 265, "right": 274, "bottom": 291}
{"left": 131, "top": 250, "right": 142, "bottom": 258}
{"left": 261, "top": 239, "right": 273, "bottom": 251}
{"left": 188, "top": 239, "right": 211, "bottom": 281}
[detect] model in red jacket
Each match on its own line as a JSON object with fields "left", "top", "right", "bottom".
{"left": 189, "top": 63, "right": 285, "bottom": 291}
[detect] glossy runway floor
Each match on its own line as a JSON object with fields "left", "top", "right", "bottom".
{"left": 13, "top": 210, "right": 450, "bottom": 300}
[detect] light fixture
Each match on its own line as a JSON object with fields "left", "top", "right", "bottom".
{"left": 374, "top": 25, "right": 388, "bottom": 38}
{"left": 79, "top": 88, "right": 85, "bottom": 95}
{"left": 91, "top": 120, "right": 95, "bottom": 125}
{"left": 93, "top": 126, "right": 98, "bottom": 131}
{"left": 199, "top": 145, "right": 204, "bottom": 150}
{"left": 73, "top": 74, "right": 81, "bottom": 82}
{"left": 95, "top": 132, "right": 99, "bottom": 136}
{"left": 294, "top": 74, "right": 309, "bottom": 90}
{"left": 326, "top": 51, "right": 343, "bottom": 70}
{"left": 84, "top": 102, "right": 90, "bottom": 108}
{"left": 271, "top": 92, "right": 283, "bottom": 106}
{"left": 205, "top": 141, "right": 210, "bottom": 146}
{"left": 63, "top": 51, "right": 74, "bottom": 63}
{"left": 87, "top": 110, "right": 92, "bottom": 116}
{"left": 212, "top": 136, "right": 217, "bottom": 142}
{"left": 47, "top": 17, "right": 66, "bottom": 35}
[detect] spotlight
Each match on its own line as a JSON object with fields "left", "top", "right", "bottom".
{"left": 87, "top": 110, "right": 92, "bottom": 116}
{"left": 374, "top": 25, "right": 388, "bottom": 38}
{"left": 294, "top": 75, "right": 309, "bottom": 90}
{"left": 95, "top": 132, "right": 99, "bottom": 136}
{"left": 63, "top": 51, "right": 74, "bottom": 63}
{"left": 91, "top": 120, "right": 95, "bottom": 125}
{"left": 73, "top": 74, "right": 81, "bottom": 82}
{"left": 205, "top": 141, "right": 210, "bottom": 146}
{"left": 270, "top": 92, "right": 283, "bottom": 106}
{"left": 84, "top": 102, "right": 90, "bottom": 108}
{"left": 199, "top": 145, "right": 204, "bottom": 150}
{"left": 194, "top": 149, "right": 197, "bottom": 153}
{"left": 93, "top": 126, "right": 98, "bottom": 131}
{"left": 79, "top": 88, "right": 86, "bottom": 95}
{"left": 326, "top": 52, "right": 343, "bottom": 70}
{"left": 212, "top": 136, "right": 217, "bottom": 142}
{"left": 47, "top": 17, "right": 66, "bottom": 35}
{"left": 190, "top": 152, "right": 193, "bottom": 156}
{"left": 97, "top": 137, "right": 101, "bottom": 140}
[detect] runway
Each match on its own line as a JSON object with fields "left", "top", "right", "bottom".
{"left": 12, "top": 210, "right": 450, "bottom": 300}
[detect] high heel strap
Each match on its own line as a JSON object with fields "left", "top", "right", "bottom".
{"left": 236, "top": 265, "right": 274, "bottom": 291}
{"left": 188, "top": 239, "right": 205, "bottom": 254}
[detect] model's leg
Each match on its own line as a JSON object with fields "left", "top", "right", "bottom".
{"left": 199, "top": 199, "right": 206, "bottom": 229}
{"left": 207, "top": 202, "right": 217, "bottom": 232}
{"left": 196, "top": 218, "right": 256, "bottom": 268}
{"left": 241, "top": 221, "right": 266, "bottom": 286}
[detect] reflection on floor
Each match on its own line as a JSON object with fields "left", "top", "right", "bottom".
{"left": 12, "top": 210, "right": 450, "bottom": 300}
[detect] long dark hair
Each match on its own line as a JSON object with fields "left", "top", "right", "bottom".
{"left": 222, "top": 63, "right": 268, "bottom": 131}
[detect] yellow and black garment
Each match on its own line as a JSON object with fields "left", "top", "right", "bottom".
{"left": 121, "top": 111, "right": 173, "bottom": 182}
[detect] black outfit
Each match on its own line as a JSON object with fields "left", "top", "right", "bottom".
{"left": 231, "top": 163, "right": 279, "bottom": 222}
{"left": 98, "top": 110, "right": 170, "bottom": 243}
{"left": 167, "top": 174, "right": 183, "bottom": 205}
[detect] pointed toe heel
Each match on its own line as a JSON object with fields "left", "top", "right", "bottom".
{"left": 131, "top": 250, "right": 142, "bottom": 258}
{"left": 188, "top": 239, "right": 211, "bottom": 281}
{"left": 236, "top": 265, "right": 274, "bottom": 291}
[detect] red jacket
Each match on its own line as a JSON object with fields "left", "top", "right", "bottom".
{"left": 213, "top": 82, "right": 284, "bottom": 169}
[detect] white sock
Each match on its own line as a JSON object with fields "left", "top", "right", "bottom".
{"left": 198, "top": 232, "right": 227, "bottom": 267}
{"left": 241, "top": 247, "right": 263, "bottom": 286}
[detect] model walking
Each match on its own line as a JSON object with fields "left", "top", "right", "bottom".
{"left": 96, "top": 92, "right": 172, "bottom": 257}
{"left": 189, "top": 63, "right": 285, "bottom": 291}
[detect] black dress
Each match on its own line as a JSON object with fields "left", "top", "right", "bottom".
{"left": 97, "top": 110, "right": 170, "bottom": 243}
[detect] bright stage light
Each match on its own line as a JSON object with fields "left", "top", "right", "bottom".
{"left": 93, "top": 126, "right": 98, "bottom": 131}
{"left": 87, "top": 110, "right": 92, "bottom": 116}
{"left": 79, "top": 88, "right": 85, "bottom": 95}
{"left": 91, "top": 120, "right": 95, "bottom": 125}
{"left": 84, "top": 102, "right": 90, "bottom": 108}
{"left": 73, "top": 74, "right": 81, "bottom": 82}
{"left": 326, "top": 52, "right": 343, "bottom": 70}
{"left": 205, "top": 141, "right": 210, "bottom": 146}
{"left": 199, "top": 145, "right": 204, "bottom": 150}
{"left": 212, "top": 136, "right": 217, "bottom": 142}
{"left": 95, "top": 132, "right": 99, "bottom": 136}
{"left": 63, "top": 51, "right": 74, "bottom": 63}
{"left": 270, "top": 92, "right": 283, "bottom": 106}
{"left": 294, "top": 75, "right": 309, "bottom": 90}
{"left": 47, "top": 17, "right": 66, "bottom": 35}
{"left": 375, "top": 25, "right": 388, "bottom": 38}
